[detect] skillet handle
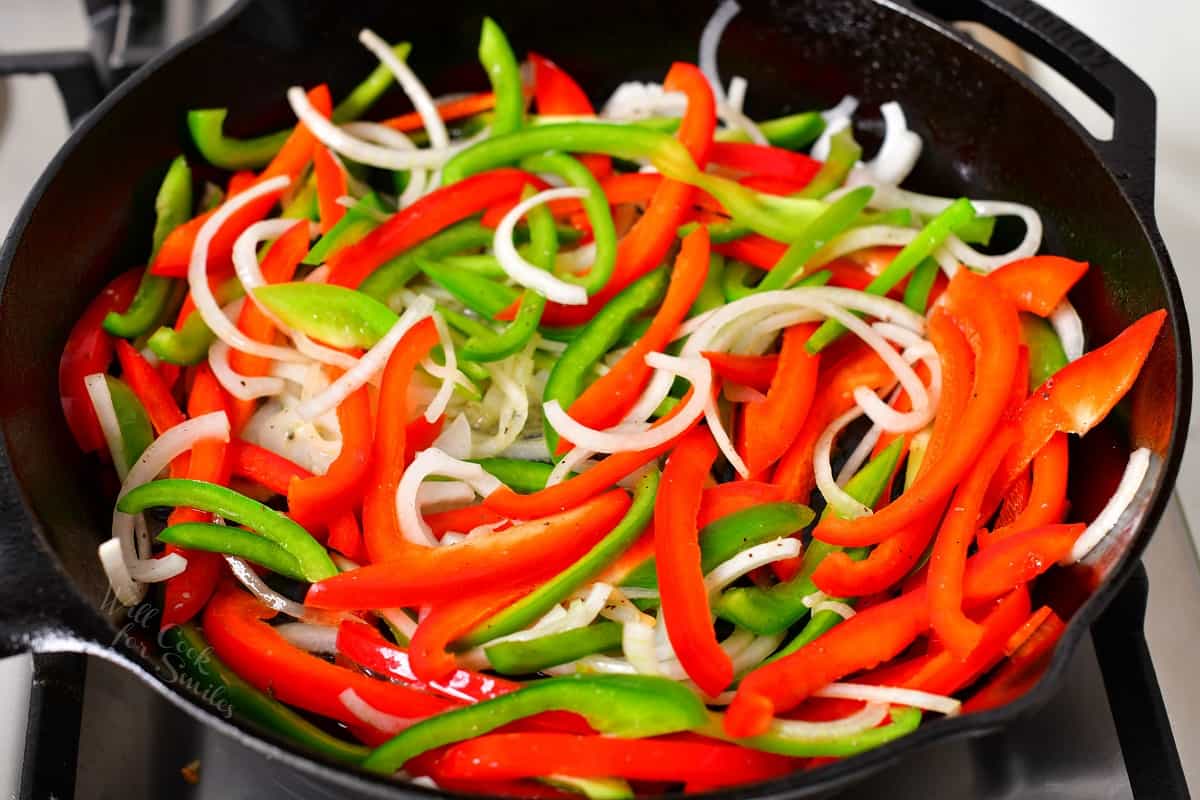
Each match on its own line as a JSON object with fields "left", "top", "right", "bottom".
{"left": 0, "top": 51, "right": 107, "bottom": 125}
{"left": 904, "top": 0, "right": 1158, "bottom": 213}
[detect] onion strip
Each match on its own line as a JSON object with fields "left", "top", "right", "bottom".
{"left": 1068, "top": 447, "right": 1153, "bottom": 563}
{"left": 494, "top": 188, "right": 590, "bottom": 305}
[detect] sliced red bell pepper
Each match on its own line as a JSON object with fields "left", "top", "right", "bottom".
{"left": 382, "top": 90, "right": 498, "bottom": 132}
{"left": 556, "top": 226, "right": 710, "bottom": 452}
{"left": 426, "top": 505, "right": 508, "bottom": 538}
{"left": 203, "top": 584, "right": 457, "bottom": 726}
{"left": 928, "top": 424, "right": 1019, "bottom": 657}
{"left": 287, "top": 381, "right": 373, "bottom": 530}
{"left": 981, "top": 432, "right": 1070, "bottom": 547}
{"left": 362, "top": 318, "right": 441, "bottom": 563}
{"left": 229, "top": 440, "right": 310, "bottom": 495}
{"left": 326, "top": 169, "right": 545, "bottom": 289}
{"left": 963, "top": 607, "right": 1066, "bottom": 713}
{"left": 987, "top": 256, "right": 1088, "bottom": 317}
{"left": 702, "top": 352, "right": 779, "bottom": 393}
{"left": 313, "top": 144, "right": 348, "bottom": 233}
{"left": 811, "top": 510, "right": 940, "bottom": 597}
{"left": 697, "top": 480, "right": 786, "bottom": 529}
{"left": 308, "top": 490, "right": 632, "bottom": 610}
{"left": 530, "top": 52, "right": 611, "bottom": 179}
{"left": 713, "top": 234, "right": 785, "bottom": 270}
{"left": 410, "top": 583, "right": 533, "bottom": 682}
{"left": 985, "top": 309, "right": 1166, "bottom": 513}
{"left": 151, "top": 86, "right": 331, "bottom": 277}
{"left": 545, "top": 173, "right": 663, "bottom": 220}
{"left": 115, "top": 340, "right": 186, "bottom": 435}
{"left": 226, "top": 170, "right": 258, "bottom": 196}
{"left": 656, "top": 426, "right": 733, "bottom": 697}
{"left": 60, "top": 268, "right": 141, "bottom": 453}
{"left": 326, "top": 511, "right": 364, "bottom": 561}
{"left": 723, "top": 522, "right": 1084, "bottom": 736}
{"left": 227, "top": 220, "right": 309, "bottom": 432}
{"left": 436, "top": 733, "right": 795, "bottom": 786}
{"left": 161, "top": 364, "right": 232, "bottom": 629}
{"left": 405, "top": 413, "right": 445, "bottom": 465}
{"left": 709, "top": 141, "right": 821, "bottom": 185}
{"left": 741, "top": 322, "right": 820, "bottom": 476}
{"left": 814, "top": 270, "right": 1019, "bottom": 547}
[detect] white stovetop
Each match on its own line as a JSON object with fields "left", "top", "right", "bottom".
{"left": 0, "top": 0, "right": 1198, "bottom": 798}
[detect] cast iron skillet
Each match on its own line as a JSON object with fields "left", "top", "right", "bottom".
{"left": 0, "top": 0, "right": 1190, "bottom": 797}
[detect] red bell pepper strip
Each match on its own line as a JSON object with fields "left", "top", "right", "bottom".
{"left": 532, "top": 62, "right": 716, "bottom": 327}
{"left": 326, "top": 512, "right": 365, "bottom": 562}
{"left": 530, "top": 52, "right": 611, "bottom": 180}
{"left": 313, "top": 144, "right": 348, "bottom": 233}
{"left": 426, "top": 505, "right": 508, "bottom": 538}
{"left": 811, "top": 511, "right": 940, "bottom": 598}
{"left": 723, "top": 522, "right": 1084, "bottom": 736}
{"left": 229, "top": 440, "right": 310, "bottom": 494}
{"left": 410, "top": 583, "right": 534, "bottom": 682}
{"left": 362, "top": 318, "right": 441, "bottom": 563}
{"left": 981, "top": 433, "right": 1070, "bottom": 547}
{"left": 59, "top": 268, "right": 141, "bottom": 453}
{"left": 545, "top": 173, "right": 663, "bottom": 220}
{"left": 287, "top": 381, "right": 373, "bottom": 529}
{"left": 115, "top": 340, "right": 186, "bottom": 435}
{"left": 326, "top": 169, "right": 545, "bottom": 289}
{"left": 702, "top": 352, "right": 778, "bottom": 393}
{"left": 308, "top": 490, "right": 632, "bottom": 610}
{"left": 741, "top": 323, "right": 821, "bottom": 476}
{"left": 985, "top": 309, "right": 1166, "bottom": 513}
{"left": 814, "top": 270, "right": 1019, "bottom": 547}
{"left": 161, "top": 364, "right": 231, "bottom": 629}
{"left": 436, "top": 733, "right": 795, "bottom": 786}
{"left": 656, "top": 426, "right": 733, "bottom": 697}
{"left": 151, "top": 86, "right": 331, "bottom": 277}
{"left": 226, "top": 170, "right": 257, "bottom": 196}
{"left": 203, "top": 584, "right": 457, "bottom": 726}
{"left": 963, "top": 607, "right": 1066, "bottom": 713}
{"left": 709, "top": 141, "right": 821, "bottom": 184}
{"left": 381, "top": 91, "right": 498, "bottom": 132}
{"left": 713, "top": 234, "right": 786, "bottom": 270}
{"left": 556, "top": 227, "right": 710, "bottom": 451}
{"left": 697, "top": 481, "right": 786, "bottom": 529}
{"left": 928, "top": 424, "right": 1018, "bottom": 657}
{"left": 227, "top": 220, "right": 310, "bottom": 432}
{"left": 987, "top": 256, "right": 1088, "bottom": 317}
{"left": 405, "top": 413, "right": 445, "bottom": 464}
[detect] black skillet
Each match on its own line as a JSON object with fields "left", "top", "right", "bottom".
{"left": 0, "top": 0, "right": 1190, "bottom": 797}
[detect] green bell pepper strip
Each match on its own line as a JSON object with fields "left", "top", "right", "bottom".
{"left": 756, "top": 186, "right": 875, "bottom": 292}
{"left": 281, "top": 173, "right": 319, "bottom": 221}
{"left": 361, "top": 674, "right": 710, "bottom": 774}
{"left": 713, "top": 438, "right": 904, "bottom": 635}
{"left": 683, "top": 204, "right": 907, "bottom": 245}
{"left": 621, "top": 502, "right": 814, "bottom": 591}
{"left": 304, "top": 192, "right": 387, "bottom": 265}
{"left": 543, "top": 776, "right": 633, "bottom": 800}
{"left": 902, "top": 256, "right": 940, "bottom": 313}
{"left": 475, "top": 458, "right": 555, "bottom": 492}
{"left": 419, "top": 259, "right": 520, "bottom": 318}
{"left": 438, "top": 253, "right": 508, "bottom": 279}
{"left": 690, "top": 254, "right": 727, "bottom": 315}
{"left": 147, "top": 279, "right": 245, "bottom": 365}
{"left": 702, "top": 707, "right": 922, "bottom": 758}
{"left": 541, "top": 268, "right": 669, "bottom": 452}
{"left": 722, "top": 259, "right": 760, "bottom": 301}
{"left": 358, "top": 220, "right": 496, "bottom": 303}
{"left": 633, "top": 111, "right": 825, "bottom": 150}
{"left": 440, "top": 305, "right": 496, "bottom": 339}
{"left": 520, "top": 152, "right": 617, "bottom": 294}
{"left": 105, "top": 376, "right": 154, "bottom": 472}
{"left": 461, "top": 185, "right": 556, "bottom": 362}
{"left": 158, "top": 522, "right": 306, "bottom": 581}
{"left": 104, "top": 156, "right": 192, "bottom": 338}
{"left": 187, "top": 42, "right": 412, "bottom": 170}
{"left": 440, "top": 123, "right": 828, "bottom": 244}
{"left": 479, "top": 18, "right": 524, "bottom": 136}
{"left": 1020, "top": 312, "right": 1069, "bottom": 390}
{"left": 253, "top": 282, "right": 393, "bottom": 348}
{"left": 955, "top": 214, "right": 996, "bottom": 246}
{"left": 459, "top": 470, "right": 659, "bottom": 649}
{"left": 484, "top": 621, "right": 624, "bottom": 675}
{"left": 117, "top": 479, "right": 337, "bottom": 581}
{"left": 807, "top": 197, "right": 977, "bottom": 354}
{"left": 165, "top": 624, "right": 369, "bottom": 764}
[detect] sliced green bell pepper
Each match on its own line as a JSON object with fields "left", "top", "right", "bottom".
{"left": 105, "top": 375, "right": 154, "bottom": 472}
{"left": 304, "top": 192, "right": 388, "bottom": 265}
{"left": 479, "top": 18, "right": 524, "bottom": 136}
{"left": 902, "top": 256, "right": 940, "bottom": 313}
{"left": 484, "top": 621, "right": 624, "bottom": 675}
{"left": 358, "top": 220, "right": 496, "bottom": 303}
{"left": 158, "top": 522, "right": 306, "bottom": 581}
{"left": 756, "top": 186, "right": 874, "bottom": 291}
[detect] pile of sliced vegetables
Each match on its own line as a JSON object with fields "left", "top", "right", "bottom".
{"left": 59, "top": 4, "right": 1166, "bottom": 795}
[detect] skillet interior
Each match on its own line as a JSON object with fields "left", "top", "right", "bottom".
{"left": 0, "top": 0, "right": 1187, "bottom": 796}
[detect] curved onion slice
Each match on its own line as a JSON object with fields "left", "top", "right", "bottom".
{"left": 1068, "top": 447, "right": 1153, "bottom": 563}
{"left": 232, "top": 217, "right": 306, "bottom": 324}
{"left": 699, "top": 0, "right": 739, "bottom": 103}
{"left": 813, "top": 600, "right": 857, "bottom": 619}
{"left": 276, "top": 622, "right": 340, "bottom": 654}
{"left": 623, "top": 619, "right": 662, "bottom": 676}
{"left": 731, "top": 633, "right": 786, "bottom": 676}
{"left": 864, "top": 102, "right": 923, "bottom": 186}
{"left": 396, "top": 448, "right": 503, "bottom": 546}
{"left": 209, "top": 340, "right": 286, "bottom": 401}
{"left": 424, "top": 312, "right": 458, "bottom": 423}
{"left": 547, "top": 445, "right": 594, "bottom": 487}
{"left": 293, "top": 332, "right": 361, "bottom": 371}
{"left": 341, "top": 121, "right": 428, "bottom": 208}
{"left": 494, "top": 187, "right": 590, "bottom": 305}
{"left": 296, "top": 295, "right": 434, "bottom": 421}
{"left": 1050, "top": 299, "right": 1085, "bottom": 361}
{"left": 340, "top": 688, "right": 415, "bottom": 735}
{"left": 815, "top": 407, "right": 874, "bottom": 519}
{"left": 704, "top": 538, "right": 802, "bottom": 594}
{"left": 815, "top": 682, "right": 962, "bottom": 717}
{"left": 543, "top": 353, "right": 712, "bottom": 454}
{"left": 432, "top": 414, "right": 473, "bottom": 460}
{"left": 359, "top": 29, "right": 449, "bottom": 151}
{"left": 83, "top": 373, "right": 129, "bottom": 481}
{"left": 769, "top": 702, "right": 889, "bottom": 740}
{"left": 811, "top": 225, "right": 919, "bottom": 271}
{"left": 471, "top": 348, "right": 535, "bottom": 458}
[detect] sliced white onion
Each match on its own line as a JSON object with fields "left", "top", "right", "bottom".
{"left": 836, "top": 413, "right": 884, "bottom": 487}
{"left": 84, "top": 374, "right": 128, "bottom": 481}
{"left": 277, "top": 622, "right": 340, "bottom": 654}
{"left": 731, "top": 632, "right": 785, "bottom": 676}
{"left": 225, "top": 555, "right": 305, "bottom": 619}
{"left": 209, "top": 340, "right": 286, "bottom": 401}
{"left": 359, "top": 29, "right": 449, "bottom": 151}
{"left": 232, "top": 218, "right": 306, "bottom": 324}
{"left": 396, "top": 448, "right": 503, "bottom": 546}
{"left": 416, "top": 480, "right": 477, "bottom": 512}
{"left": 813, "top": 599, "right": 857, "bottom": 620}
{"left": 1050, "top": 299, "right": 1085, "bottom": 361}
{"left": 297, "top": 295, "right": 434, "bottom": 421}
{"left": 864, "top": 102, "right": 922, "bottom": 186}
{"left": 602, "top": 82, "right": 687, "bottom": 121}
{"left": 543, "top": 353, "right": 712, "bottom": 454}
{"left": 810, "top": 225, "right": 919, "bottom": 272}
{"left": 815, "top": 407, "right": 873, "bottom": 519}
{"left": 1068, "top": 447, "right": 1153, "bottom": 563}
{"left": 98, "top": 538, "right": 145, "bottom": 606}
{"left": 815, "top": 682, "right": 962, "bottom": 717}
{"left": 699, "top": 0, "right": 739, "bottom": 104}
{"left": 495, "top": 188, "right": 590, "bottom": 305}
{"left": 341, "top": 121, "right": 428, "bottom": 208}
{"left": 425, "top": 312, "right": 458, "bottom": 423}
{"left": 623, "top": 619, "right": 661, "bottom": 676}
{"left": 704, "top": 538, "right": 802, "bottom": 594}
{"left": 547, "top": 445, "right": 593, "bottom": 488}
{"left": 339, "top": 688, "right": 415, "bottom": 735}
{"left": 293, "top": 333, "right": 361, "bottom": 371}
{"left": 471, "top": 347, "right": 535, "bottom": 458}
{"left": 433, "top": 414, "right": 473, "bottom": 460}
{"left": 497, "top": 438, "right": 550, "bottom": 461}
{"left": 769, "top": 702, "right": 889, "bottom": 740}
{"left": 821, "top": 95, "right": 860, "bottom": 124}
{"left": 557, "top": 241, "right": 598, "bottom": 273}
{"left": 601, "top": 588, "right": 656, "bottom": 625}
